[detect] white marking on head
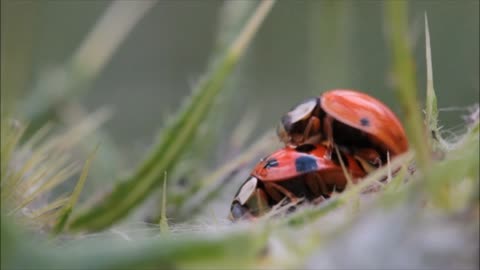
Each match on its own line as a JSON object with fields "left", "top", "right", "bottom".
{"left": 287, "top": 99, "right": 317, "bottom": 124}
{"left": 236, "top": 177, "right": 258, "bottom": 205}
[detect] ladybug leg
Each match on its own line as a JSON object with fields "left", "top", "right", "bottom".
{"left": 354, "top": 148, "right": 382, "bottom": 173}
{"left": 262, "top": 183, "right": 283, "bottom": 202}
{"left": 305, "top": 174, "right": 321, "bottom": 198}
{"left": 303, "top": 116, "right": 322, "bottom": 144}
{"left": 254, "top": 188, "right": 270, "bottom": 217}
{"left": 305, "top": 174, "right": 331, "bottom": 200}
{"left": 264, "top": 182, "right": 299, "bottom": 204}
{"left": 323, "top": 115, "right": 335, "bottom": 159}
{"left": 371, "top": 156, "right": 382, "bottom": 167}
{"left": 318, "top": 178, "right": 331, "bottom": 198}
{"left": 312, "top": 196, "right": 327, "bottom": 205}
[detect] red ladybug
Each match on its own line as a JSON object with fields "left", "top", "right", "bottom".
{"left": 277, "top": 89, "right": 409, "bottom": 168}
{"left": 229, "top": 144, "right": 367, "bottom": 221}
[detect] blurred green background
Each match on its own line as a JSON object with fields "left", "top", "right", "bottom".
{"left": 1, "top": 2, "right": 479, "bottom": 269}
{"left": 2, "top": 0, "right": 478, "bottom": 176}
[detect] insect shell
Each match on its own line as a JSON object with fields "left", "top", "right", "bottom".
{"left": 229, "top": 144, "right": 367, "bottom": 221}
{"left": 277, "top": 89, "right": 409, "bottom": 168}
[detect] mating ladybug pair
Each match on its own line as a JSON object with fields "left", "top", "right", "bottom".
{"left": 229, "top": 89, "right": 409, "bottom": 221}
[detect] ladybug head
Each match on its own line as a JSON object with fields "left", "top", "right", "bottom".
{"left": 277, "top": 98, "right": 322, "bottom": 146}
{"left": 229, "top": 177, "right": 269, "bottom": 221}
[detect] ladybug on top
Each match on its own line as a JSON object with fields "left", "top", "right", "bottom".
{"left": 277, "top": 89, "right": 409, "bottom": 170}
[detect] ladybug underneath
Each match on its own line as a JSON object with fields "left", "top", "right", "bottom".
{"left": 229, "top": 144, "right": 367, "bottom": 221}
{"left": 277, "top": 89, "right": 409, "bottom": 168}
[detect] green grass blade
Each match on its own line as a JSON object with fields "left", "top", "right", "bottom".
{"left": 8, "top": 163, "right": 79, "bottom": 215}
{"left": 2, "top": 146, "right": 72, "bottom": 202}
{"left": 424, "top": 13, "right": 439, "bottom": 135}
{"left": 424, "top": 13, "right": 451, "bottom": 152}
{"left": 3, "top": 216, "right": 268, "bottom": 270}
{"left": 1, "top": 112, "right": 105, "bottom": 230}
{"left": 384, "top": 1, "right": 431, "bottom": 170}
{"left": 69, "top": 0, "right": 276, "bottom": 231}
{"left": 155, "top": 1, "right": 262, "bottom": 218}
{"left": 52, "top": 145, "right": 98, "bottom": 235}
{"left": 425, "top": 119, "right": 479, "bottom": 193}
{"left": 29, "top": 195, "right": 70, "bottom": 219}
{"left": 176, "top": 1, "right": 259, "bottom": 184}
{"left": 159, "top": 173, "right": 169, "bottom": 233}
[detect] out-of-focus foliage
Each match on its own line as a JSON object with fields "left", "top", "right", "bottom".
{"left": 0, "top": 111, "right": 105, "bottom": 232}
{"left": 68, "top": 0, "right": 275, "bottom": 232}
{"left": 1, "top": 1, "right": 478, "bottom": 269}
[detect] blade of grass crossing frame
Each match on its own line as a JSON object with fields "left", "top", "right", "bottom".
{"left": 384, "top": 1, "right": 430, "bottom": 170}
{"left": 8, "top": 163, "right": 79, "bottom": 215}
{"left": 52, "top": 145, "right": 98, "bottom": 235}
{"left": 159, "top": 173, "right": 169, "bottom": 233}
{"left": 424, "top": 13, "right": 450, "bottom": 151}
{"left": 424, "top": 13, "right": 454, "bottom": 207}
{"left": 30, "top": 195, "right": 70, "bottom": 219}
{"left": 424, "top": 13, "right": 438, "bottom": 134}
{"left": 69, "top": 0, "right": 276, "bottom": 231}
{"left": 3, "top": 219, "right": 269, "bottom": 270}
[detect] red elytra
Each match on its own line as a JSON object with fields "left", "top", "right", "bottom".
{"left": 277, "top": 89, "right": 409, "bottom": 166}
{"left": 321, "top": 90, "right": 408, "bottom": 156}
{"left": 229, "top": 144, "right": 367, "bottom": 221}
{"left": 252, "top": 144, "right": 365, "bottom": 182}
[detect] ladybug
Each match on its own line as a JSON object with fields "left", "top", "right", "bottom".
{"left": 277, "top": 89, "right": 409, "bottom": 168}
{"left": 229, "top": 144, "right": 367, "bottom": 221}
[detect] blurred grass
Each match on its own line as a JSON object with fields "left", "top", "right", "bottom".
{"left": 159, "top": 174, "right": 169, "bottom": 233}
{"left": 1, "top": 1, "right": 478, "bottom": 269}
{"left": 52, "top": 145, "right": 97, "bottom": 235}
{"left": 177, "top": 130, "right": 277, "bottom": 219}
{"left": 385, "top": 1, "right": 430, "bottom": 170}
{"left": 158, "top": 2, "right": 268, "bottom": 222}
{"left": 0, "top": 111, "right": 103, "bottom": 231}
{"left": 20, "top": 1, "right": 157, "bottom": 132}
{"left": 69, "top": 0, "right": 276, "bottom": 232}
{"left": 1, "top": 214, "right": 269, "bottom": 270}
{"left": 424, "top": 14, "right": 439, "bottom": 139}
{"left": 9, "top": 1, "right": 158, "bottom": 202}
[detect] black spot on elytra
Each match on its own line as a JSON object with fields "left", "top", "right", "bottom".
{"left": 360, "top": 117, "right": 370, "bottom": 127}
{"left": 264, "top": 158, "right": 279, "bottom": 169}
{"left": 295, "top": 156, "right": 318, "bottom": 173}
{"left": 296, "top": 144, "right": 316, "bottom": 153}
